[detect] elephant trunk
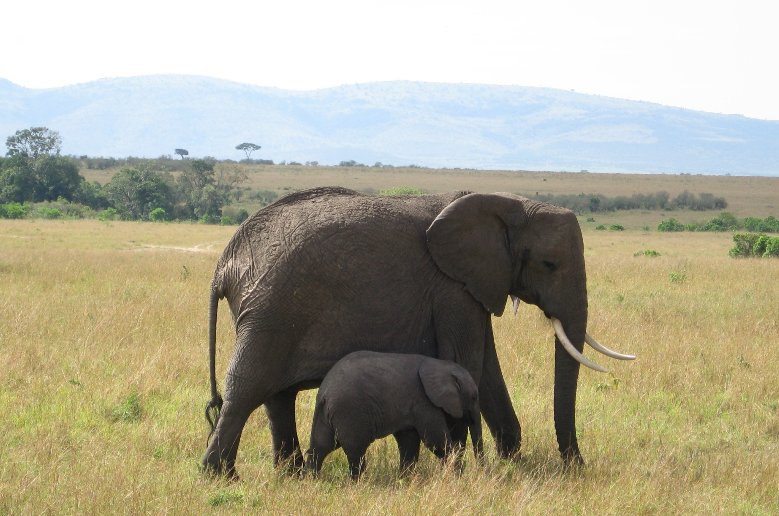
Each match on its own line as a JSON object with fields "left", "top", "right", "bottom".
{"left": 553, "top": 313, "right": 586, "bottom": 465}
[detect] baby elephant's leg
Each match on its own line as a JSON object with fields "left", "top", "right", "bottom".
{"left": 447, "top": 418, "right": 469, "bottom": 473}
{"left": 306, "top": 412, "right": 338, "bottom": 475}
{"left": 393, "top": 429, "right": 421, "bottom": 474}
{"left": 417, "top": 410, "right": 452, "bottom": 460}
{"left": 342, "top": 443, "right": 369, "bottom": 480}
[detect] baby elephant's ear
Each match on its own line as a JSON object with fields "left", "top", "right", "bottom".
{"left": 419, "top": 359, "right": 464, "bottom": 418}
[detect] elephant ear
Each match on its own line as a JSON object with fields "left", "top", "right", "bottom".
{"left": 419, "top": 359, "right": 464, "bottom": 418}
{"left": 426, "top": 193, "right": 527, "bottom": 316}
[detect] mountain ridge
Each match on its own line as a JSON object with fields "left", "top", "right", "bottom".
{"left": 1, "top": 75, "right": 777, "bottom": 176}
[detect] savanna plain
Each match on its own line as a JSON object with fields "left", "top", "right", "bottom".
{"left": 2, "top": 167, "right": 778, "bottom": 514}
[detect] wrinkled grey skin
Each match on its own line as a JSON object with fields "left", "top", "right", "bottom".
{"left": 203, "top": 186, "right": 589, "bottom": 478}
{"left": 305, "top": 351, "right": 484, "bottom": 480}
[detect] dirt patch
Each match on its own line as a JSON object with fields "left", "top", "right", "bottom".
{"left": 134, "top": 243, "right": 216, "bottom": 253}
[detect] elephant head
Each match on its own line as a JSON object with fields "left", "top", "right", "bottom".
{"left": 419, "top": 358, "right": 484, "bottom": 459}
{"left": 426, "top": 193, "right": 634, "bottom": 463}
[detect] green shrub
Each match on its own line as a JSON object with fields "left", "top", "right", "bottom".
{"left": 753, "top": 235, "right": 770, "bottom": 256}
{"left": 743, "top": 215, "right": 779, "bottom": 233}
{"left": 765, "top": 237, "right": 779, "bottom": 257}
{"left": 0, "top": 202, "right": 29, "bottom": 219}
{"left": 148, "top": 207, "right": 167, "bottom": 222}
{"left": 657, "top": 218, "right": 686, "bottom": 232}
{"left": 38, "top": 207, "right": 63, "bottom": 219}
{"left": 379, "top": 186, "right": 424, "bottom": 196}
{"left": 609, "top": 224, "right": 625, "bottom": 231}
{"left": 98, "top": 207, "right": 118, "bottom": 221}
{"left": 595, "top": 224, "right": 606, "bottom": 231}
{"left": 729, "top": 233, "right": 779, "bottom": 258}
{"left": 109, "top": 392, "right": 142, "bottom": 423}
{"left": 634, "top": 250, "right": 661, "bottom": 257}
{"left": 698, "top": 212, "right": 739, "bottom": 231}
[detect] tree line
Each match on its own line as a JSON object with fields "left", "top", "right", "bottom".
{"left": 523, "top": 190, "right": 727, "bottom": 214}
{"left": 1, "top": 127, "right": 251, "bottom": 223}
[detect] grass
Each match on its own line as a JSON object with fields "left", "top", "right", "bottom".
{"left": 81, "top": 162, "right": 779, "bottom": 219}
{"left": 1, "top": 188, "right": 778, "bottom": 512}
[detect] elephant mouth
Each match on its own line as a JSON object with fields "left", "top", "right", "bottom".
{"left": 551, "top": 318, "right": 636, "bottom": 373}
{"left": 509, "top": 296, "right": 635, "bottom": 372}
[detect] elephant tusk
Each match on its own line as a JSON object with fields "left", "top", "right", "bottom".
{"left": 585, "top": 333, "right": 636, "bottom": 360}
{"left": 511, "top": 296, "right": 520, "bottom": 316}
{"left": 551, "top": 318, "right": 609, "bottom": 373}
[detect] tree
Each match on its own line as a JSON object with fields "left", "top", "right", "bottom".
{"left": 5, "top": 127, "right": 62, "bottom": 159}
{"left": 174, "top": 148, "right": 189, "bottom": 159}
{"left": 0, "top": 154, "right": 81, "bottom": 203}
{"left": 104, "top": 166, "right": 174, "bottom": 220}
{"left": 235, "top": 142, "right": 261, "bottom": 160}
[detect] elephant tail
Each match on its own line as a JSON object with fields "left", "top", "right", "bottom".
{"left": 205, "top": 284, "right": 223, "bottom": 438}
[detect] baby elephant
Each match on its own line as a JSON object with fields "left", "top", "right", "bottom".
{"left": 305, "top": 351, "right": 483, "bottom": 479}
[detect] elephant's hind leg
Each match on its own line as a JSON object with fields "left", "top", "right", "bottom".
{"left": 201, "top": 398, "right": 256, "bottom": 479}
{"left": 265, "top": 389, "right": 304, "bottom": 471}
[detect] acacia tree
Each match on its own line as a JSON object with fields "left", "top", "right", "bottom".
{"left": 174, "top": 148, "right": 189, "bottom": 160}
{"left": 235, "top": 142, "right": 261, "bottom": 160}
{"left": 104, "top": 166, "right": 174, "bottom": 220}
{"left": 6, "top": 127, "right": 62, "bottom": 159}
{"left": 1, "top": 127, "right": 82, "bottom": 203}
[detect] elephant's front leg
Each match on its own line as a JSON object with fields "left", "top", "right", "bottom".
{"left": 393, "top": 429, "right": 421, "bottom": 474}
{"left": 479, "top": 326, "right": 521, "bottom": 459}
{"left": 264, "top": 389, "right": 304, "bottom": 471}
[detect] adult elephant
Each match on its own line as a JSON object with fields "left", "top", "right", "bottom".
{"left": 202, "top": 187, "right": 633, "bottom": 477}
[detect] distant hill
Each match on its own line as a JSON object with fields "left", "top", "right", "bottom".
{"left": 1, "top": 75, "right": 778, "bottom": 175}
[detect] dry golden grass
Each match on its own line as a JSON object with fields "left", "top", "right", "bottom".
{"left": 1, "top": 202, "right": 778, "bottom": 512}
{"left": 82, "top": 163, "right": 779, "bottom": 218}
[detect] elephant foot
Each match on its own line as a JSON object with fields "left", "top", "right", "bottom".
{"left": 560, "top": 445, "right": 585, "bottom": 468}
{"left": 495, "top": 435, "right": 522, "bottom": 461}
{"left": 201, "top": 451, "right": 240, "bottom": 481}
{"left": 275, "top": 452, "right": 305, "bottom": 477}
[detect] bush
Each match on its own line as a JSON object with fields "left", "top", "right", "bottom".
{"left": 657, "top": 218, "right": 686, "bottom": 232}
{"left": 0, "top": 202, "right": 29, "bottom": 219}
{"left": 634, "top": 250, "right": 661, "bottom": 257}
{"left": 595, "top": 224, "right": 606, "bottom": 231}
{"left": 37, "top": 207, "right": 63, "bottom": 219}
{"left": 697, "top": 212, "right": 739, "bottom": 231}
{"left": 98, "top": 207, "right": 118, "bottom": 221}
{"left": 743, "top": 216, "right": 779, "bottom": 233}
{"left": 148, "top": 207, "right": 167, "bottom": 222}
{"left": 609, "top": 224, "right": 625, "bottom": 231}
{"left": 765, "top": 237, "right": 779, "bottom": 257}
{"left": 729, "top": 233, "right": 779, "bottom": 258}
{"left": 379, "top": 186, "right": 424, "bottom": 196}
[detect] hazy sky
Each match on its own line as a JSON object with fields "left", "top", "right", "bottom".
{"left": 3, "top": 0, "right": 778, "bottom": 120}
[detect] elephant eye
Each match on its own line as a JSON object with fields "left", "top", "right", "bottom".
{"left": 543, "top": 260, "right": 557, "bottom": 272}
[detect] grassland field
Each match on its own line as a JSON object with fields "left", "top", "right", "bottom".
{"left": 2, "top": 167, "right": 778, "bottom": 513}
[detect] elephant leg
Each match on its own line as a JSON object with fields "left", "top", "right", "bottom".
{"left": 416, "top": 410, "right": 451, "bottom": 461}
{"left": 447, "top": 417, "right": 468, "bottom": 473}
{"left": 393, "top": 429, "right": 421, "bottom": 474}
{"left": 305, "top": 412, "right": 338, "bottom": 476}
{"left": 202, "top": 329, "right": 283, "bottom": 478}
{"left": 201, "top": 398, "right": 255, "bottom": 479}
{"left": 343, "top": 445, "right": 368, "bottom": 481}
{"left": 264, "top": 389, "right": 303, "bottom": 471}
{"left": 479, "top": 324, "right": 522, "bottom": 459}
